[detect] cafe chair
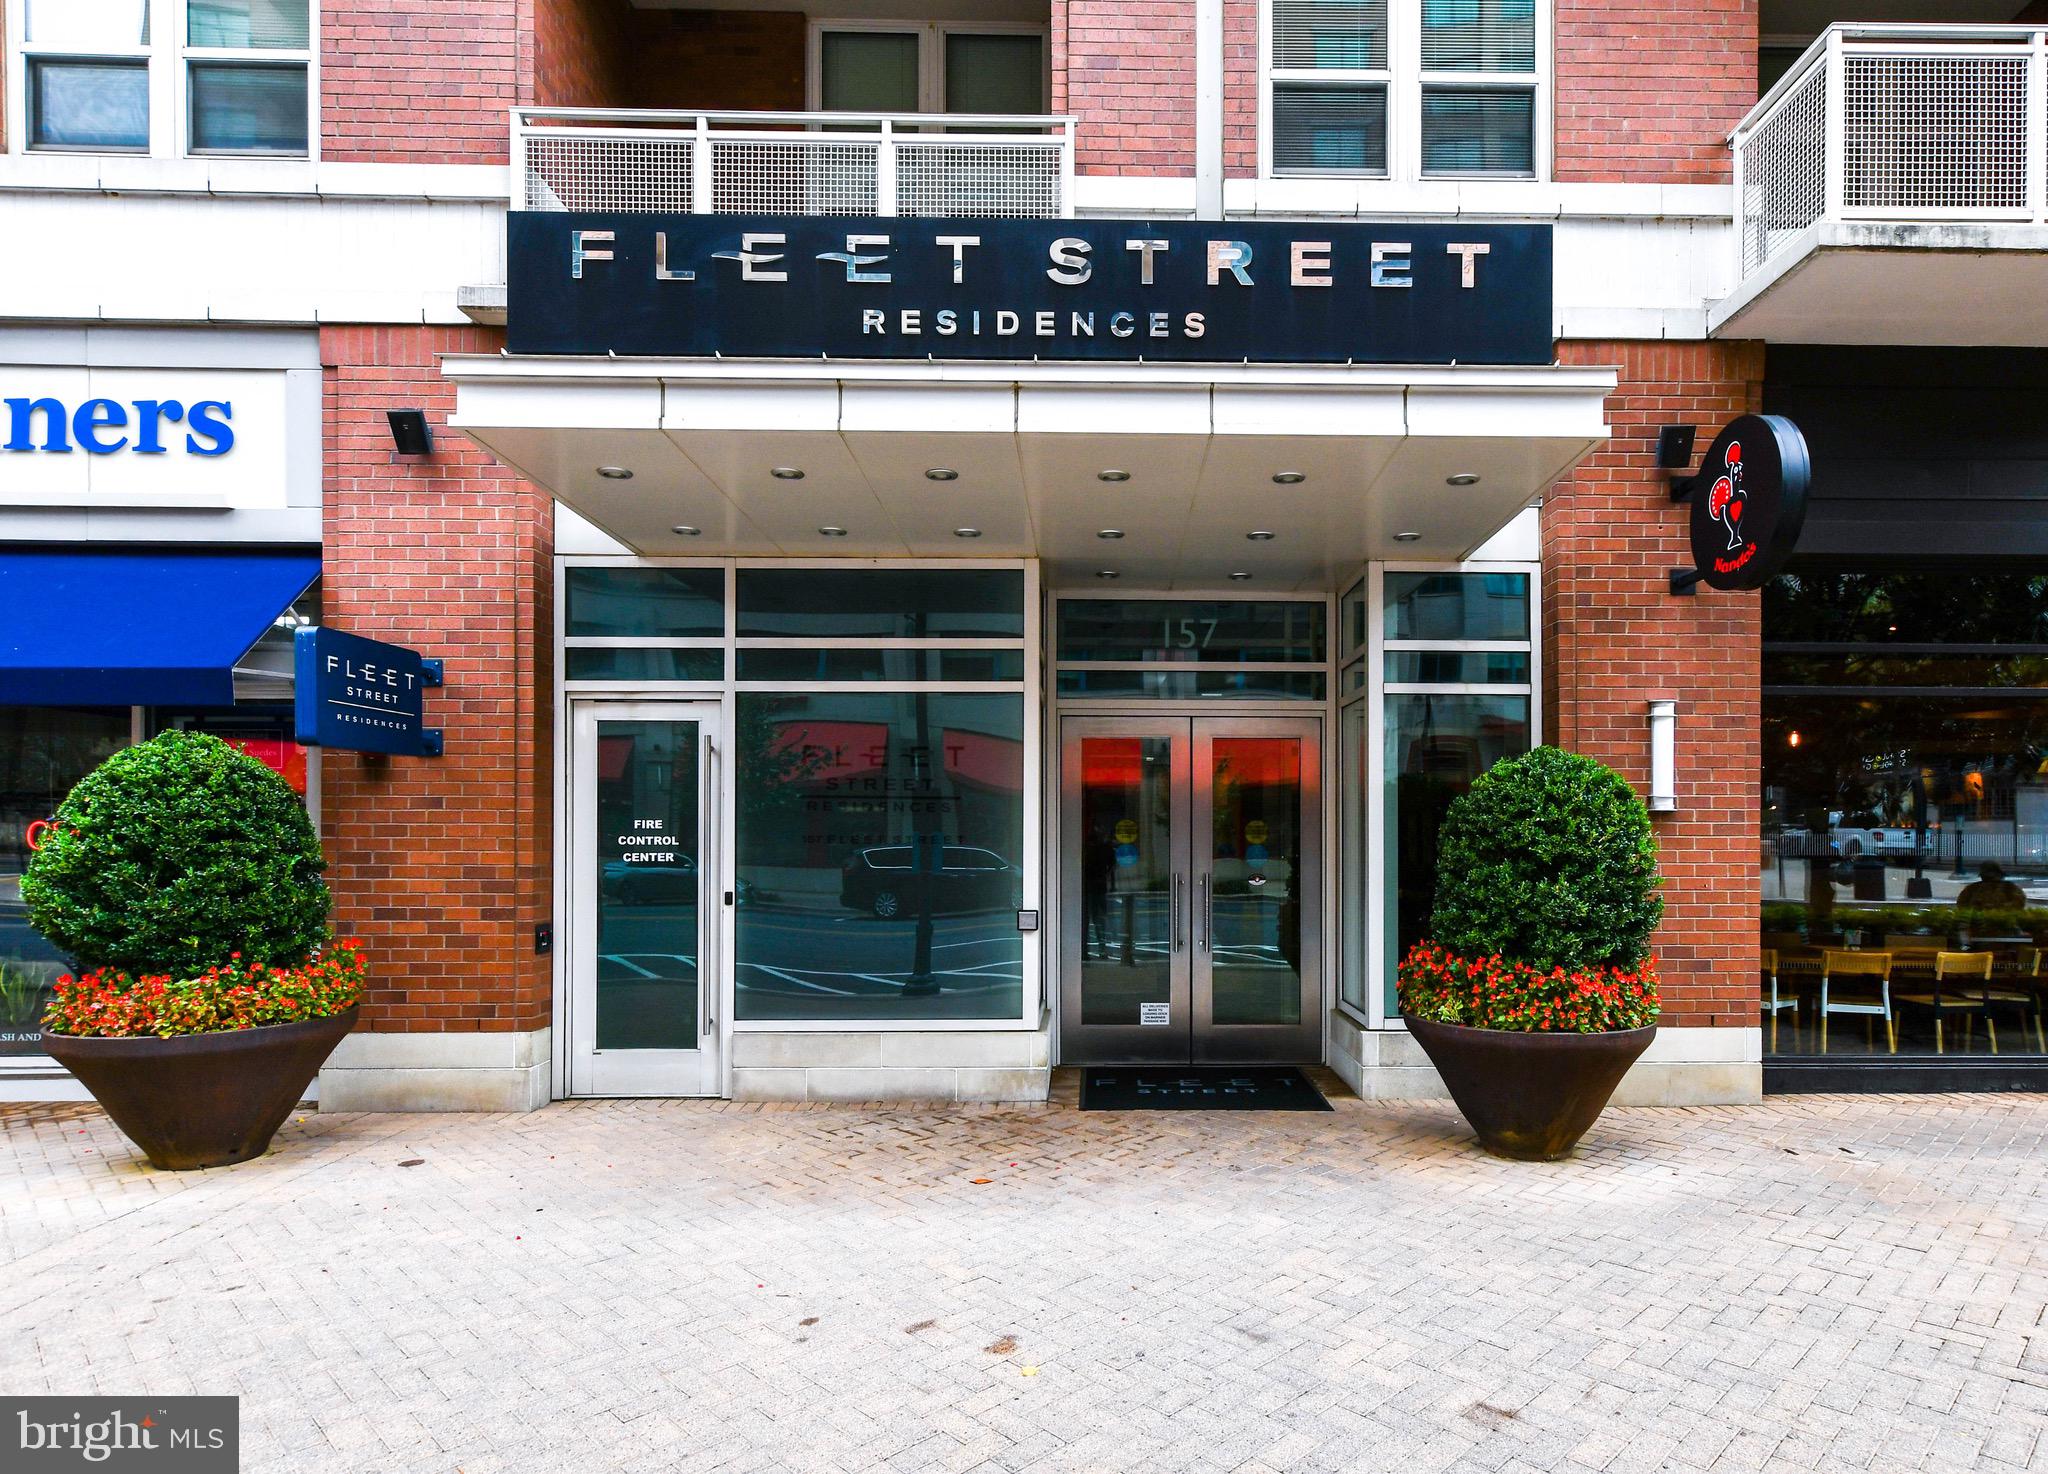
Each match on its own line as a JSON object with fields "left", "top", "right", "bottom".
{"left": 1893, "top": 951, "right": 1991, "bottom": 1055}
{"left": 1819, "top": 950, "right": 1895, "bottom": 1054}
{"left": 1977, "top": 949, "right": 2045, "bottom": 1055}
{"left": 1760, "top": 948, "right": 1798, "bottom": 1051}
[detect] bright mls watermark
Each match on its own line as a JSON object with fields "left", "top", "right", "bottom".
{"left": 4, "top": 1398, "right": 236, "bottom": 1472}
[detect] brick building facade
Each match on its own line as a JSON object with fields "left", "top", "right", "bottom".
{"left": 5, "top": 1, "right": 2042, "bottom": 1109}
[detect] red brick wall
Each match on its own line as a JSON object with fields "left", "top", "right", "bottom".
{"left": 534, "top": 0, "right": 631, "bottom": 109}
{"left": 620, "top": 10, "right": 806, "bottom": 112}
{"left": 1223, "top": 0, "right": 1257, "bottom": 177}
{"left": 1544, "top": 339, "right": 1765, "bottom": 1029}
{"left": 321, "top": 326, "right": 554, "bottom": 1035}
{"left": 1554, "top": 0, "right": 1757, "bottom": 183}
{"left": 321, "top": 1, "right": 524, "bottom": 163}
{"left": 1054, "top": 0, "right": 1196, "bottom": 174}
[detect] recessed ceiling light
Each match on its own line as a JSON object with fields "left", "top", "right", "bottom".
{"left": 1446, "top": 472, "right": 1481, "bottom": 486}
{"left": 1097, "top": 529, "right": 1125, "bottom": 540}
{"left": 953, "top": 527, "right": 982, "bottom": 539}
{"left": 817, "top": 525, "right": 847, "bottom": 537}
{"left": 1394, "top": 531, "right": 1423, "bottom": 542}
{"left": 596, "top": 466, "right": 633, "bottom": 480}
{"left": 1097, "top": 469, "right": 1130, "bottom": 483}
{"left": 1096, "top": 569, "right": 1120, "bottom": 579}
{"left": 1246, "top": 530, "right": 1276, "bottom": 541}
{"left": 1271, "top": 471, "right": 1305, "bottom": 485}
{"left": 925, "top": 468, "right": 959, "bottom": 482}
{"left": 1228, "top": 571, "right": 1252, "bottom": 581}
{"left": 671, "top": 524, "right": 701, "bottom": 537}
{"left": 771, "top": 467, "right": 806, "bottom": 480}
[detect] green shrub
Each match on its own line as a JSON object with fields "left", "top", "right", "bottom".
{"left": 1430, "top": 746, "right": 1662, "bottom": 972}
{"left": 22, "top": 731, "right": 329, "bottom": 977}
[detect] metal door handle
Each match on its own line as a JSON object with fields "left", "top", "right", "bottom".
{"left": 1198, "top": 873, "right": 1211, "bottom": 952}
{"left": 1171, "top": 873, "right": 1185, "bottom": 951}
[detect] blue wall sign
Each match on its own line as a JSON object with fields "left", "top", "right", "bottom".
{"left": 293, "top": 627, "right": 444, "bottom": 757}
{"left": 2, "top": 395, "right": 234, "bottom": 455}
{"left": 507, "top": 214, "right": 1555, "bottom": 365}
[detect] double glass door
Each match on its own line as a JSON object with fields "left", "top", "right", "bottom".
{"left": 568, "top": 701, "right": 722, "bottom": 1096}
{"left": 1060, "top": 717, "right": 1322, "bottom": 1063}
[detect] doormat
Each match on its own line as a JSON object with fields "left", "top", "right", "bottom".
{"left": 1079, "top": 1065, "right": 1332, "bottom": 1112}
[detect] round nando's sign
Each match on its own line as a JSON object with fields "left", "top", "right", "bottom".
{"left": 1687, "top": 414, "right": 1811, "bottom": 592}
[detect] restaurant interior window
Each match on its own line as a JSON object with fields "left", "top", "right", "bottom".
{"left": 1761, "top": 569, "right": 2048, "bottom": 1058}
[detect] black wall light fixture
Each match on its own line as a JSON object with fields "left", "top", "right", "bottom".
{"left": 1655, "top": 425, "right": 1697, "bottom": 500}
{"left": 386, "top": 409, "right": 434, "bottom": 456}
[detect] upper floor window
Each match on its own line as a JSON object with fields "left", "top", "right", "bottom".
{"left": 809, "top": 20, "right": 1048, "bottom": 115}
{"left": 1265, "top": 0, "right": 1545, "bottom": 179}
{"left": 16, "top": 0, "right": 313, "bottom": 157}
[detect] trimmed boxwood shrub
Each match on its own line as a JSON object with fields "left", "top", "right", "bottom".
{"left": 1429, "top": 746, "right": 1662, "bottom": 973}
{"left": 22, "top": 731, "right": 329, "bottom": 977}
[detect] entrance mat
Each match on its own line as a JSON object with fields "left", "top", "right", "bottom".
{"left": 1079, "top": 1065, "right": 1332, "bottom": 1112}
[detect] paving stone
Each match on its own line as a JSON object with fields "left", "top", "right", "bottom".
{"left": 3, "top": 1093, "right": 2048, "bottom": 1473}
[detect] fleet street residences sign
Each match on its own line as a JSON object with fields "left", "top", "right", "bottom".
{"left": 507, "top": 215, "right": 1554, "bottom": 365}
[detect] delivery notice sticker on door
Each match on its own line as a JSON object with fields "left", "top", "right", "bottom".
{"left": 1139, "top": 1003, "right": 1170, "bottom": 1026}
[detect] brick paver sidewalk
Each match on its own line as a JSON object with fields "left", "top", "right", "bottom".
{"left": 3, "top": 1091, "right": 2046, "bottom": 1473}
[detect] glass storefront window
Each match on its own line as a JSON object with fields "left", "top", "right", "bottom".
{"left": 734, "top": 691, "right": 1025, "bottom": 1022}
{"left": 1761, "top": 569, "right": 2048, "bottom": 1059}
{"left": 565, "top": 648, "right": 724, "bottom": 683}
{"left": 1384, "top": 571, "right": 1529, "bottom": 641}
{"left": 1385, "top": 693, "right": 1532, "bottom": 1014}
{"left": 737, "top": 568, "right": 1024, "bottom": 640}
{"left": 567, "top": 566, "right": 726, "bottom": 639}
{"left": 1057, "top": 600, "right": 1326, "bottom": 664}
{"left": 1, "top": 708, "right": 132, "bottom": 1058}
{"left": 737, "top": 649, "right": 1023, "bottom": 684}
{"left": 1055, "top": 670, "right": 1327, "bottom": 701}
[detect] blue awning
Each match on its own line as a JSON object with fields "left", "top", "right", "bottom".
{"left": 0, "top": 548, "right": 321, "bottom": 708}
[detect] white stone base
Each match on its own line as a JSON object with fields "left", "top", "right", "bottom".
{"left": 729, "top": 1028, "right": 1051, "bottom": 1103}
{"left": 318, "top": 1027, "right": 552, "bottom": 1113}
{"left": 1328, "top": 1012, "right": 1761, "bottom": 1106}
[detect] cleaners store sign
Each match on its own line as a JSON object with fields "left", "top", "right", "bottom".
{"left": 507, "top": 214, "right": 1553, "bottom": 365}
{"left": 0, "top": 364, "right": 305, "bottom": 511}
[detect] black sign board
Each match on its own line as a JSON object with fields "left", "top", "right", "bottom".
{"left": 1676, "top": 414, "right": 1811, "bottom": 594}
{"left": 507, "top": 214, "right": 1554, "bottom": 365}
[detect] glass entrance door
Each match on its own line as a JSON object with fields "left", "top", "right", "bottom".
{"left": 1060, "top": 717, "right": 1322, "bottom": 1064}
{"left": 569, "top": 701, "right": 722, "bottom": 1096}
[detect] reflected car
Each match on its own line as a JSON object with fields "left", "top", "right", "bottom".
{"left": 839, "top": 845, "right": 1021, "bottom": 918}
{"left": 601, "top": 857, "right": 758, "bottom": 908}
{"left": 600, "top": 857, "right": 698, "bottom": 906}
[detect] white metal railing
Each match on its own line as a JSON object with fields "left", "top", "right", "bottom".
{"left": 1733, "top": 24, "right": 2048, "bottom": 278}
{"left": 511, "top": 108, "right": 1076, "bottom": 219}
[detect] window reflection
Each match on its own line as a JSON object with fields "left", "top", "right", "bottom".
{"left": 1, "top": 709, "right": 133, "bottom": 1057}
{"left": 734, "top": 692, "right": 1024, "bottom": 1021}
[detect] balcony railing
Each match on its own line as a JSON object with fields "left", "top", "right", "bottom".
{"left": 511, "top": 108, "right": 1076, "bottom": 219}
{"left": 1734, "top": 25, "right": 2048, "bottom": 279}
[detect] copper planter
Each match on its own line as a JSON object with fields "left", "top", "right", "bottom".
{"left": 41, "top": 1006, "right": 357, "bottom": 1171}
{"left": 1406, "top": 1015, "right": 1656, "bottom": 1161}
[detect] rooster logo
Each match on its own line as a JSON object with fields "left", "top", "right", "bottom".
{"left": 1706, "top": 440, "right": 1747, "bottom": 553}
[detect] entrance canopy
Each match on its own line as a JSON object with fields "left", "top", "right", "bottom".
{"left": 447, "top": 357, "right": 1613, "bottom": 588}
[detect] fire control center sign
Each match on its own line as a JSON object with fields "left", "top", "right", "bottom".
{"left": 507, "top": 214, "right": 1554, "bottom": 365}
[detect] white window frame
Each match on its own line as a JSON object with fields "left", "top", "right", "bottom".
{"left": 806, "top": 18, "right": 1051, "bottom": 116}
{"left": 7, "top": 0, "right": 319, "bottom": 161}
{"left": 1259, "top": 0, "right": 1550, "bottom": 182}
{"left": 1349, "top": 559, "right": 1541, "bottom": 1033}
